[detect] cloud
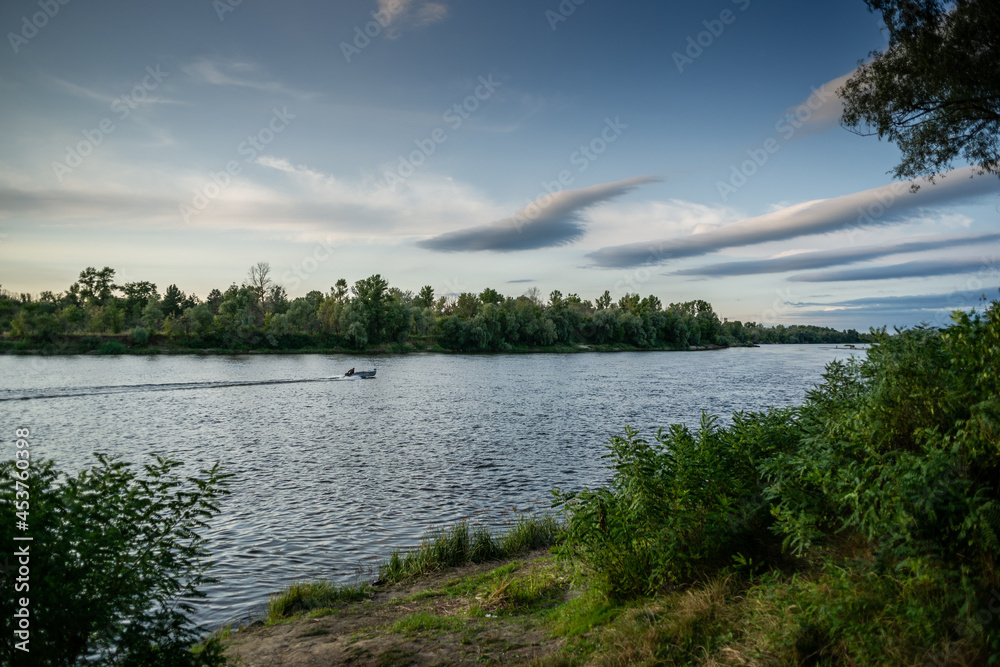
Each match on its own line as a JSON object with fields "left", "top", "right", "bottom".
{"left": 790, "top": 256, "right": 1000, "bottom": 282}
{"left": 378, "top": 0, "right": 448, "bottom": 37}
{"left": 587, "top": 166, "right": 1000, "bottom": 268}
{"left": 793, "top": 288, "right": 1000, "bottom": 313}
{"left": 781, "top": 70, "right": 855, "bottom": 137}
{"left": 674, "top": 233, "right": 1000, "bottom": 276}
{"left": 0, "top": 156, "right": 521, "bottom": 247}
{"left": 417, "top": 176, "right": 661, "bottom": 252}
{"left": 181, "top": 57, "right": 312, "bottom": 99}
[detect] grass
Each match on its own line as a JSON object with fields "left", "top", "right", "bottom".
{"left": 378, "top": 515, "right": 562, "bottom": 586}
{"left": 263, "top": 515, "right": 561, "bottom": 624}
{"left": 265, "top": 579, "right": 372, "bottom": 623}
{"left": 390, "top": 610, "right": 466, "bottom": 638}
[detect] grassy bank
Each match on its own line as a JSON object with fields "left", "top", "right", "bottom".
{"left": 225, "top": 523, "right": 992, "bottom": 665}
{"left": 224, "top": 303, "right": 1000, "bottom": 665}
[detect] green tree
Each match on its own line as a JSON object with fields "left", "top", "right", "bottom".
{"left": 454, "top": 292, "right": 481, "bottom": 319}
{"left": 142, "top": 299, "right": 165, "bottom": 331}
{"left": 187, "top": 304, "right": 215, "bottom": 339}
{"left": 413, "top": 285, "right": 435, "bottom": 309}
{"left": 0, "top": 454, "right": 231, "bottom": 665}
{"left": 121, "top": 281, "right": 159, "bottom": 324}
{"left": 162, "top": 284, "right": 185, "bottom": 319}
{"left": 74, "top": 267, "right": 117, "bottom": 306}
{"left": 205, "top": 289, "right": 224, "bottom": 315}
{"left": 352, "top": 274, "right": 391, "bottom": 344}
{"left": 284, "top": 298, "right": 319, "bottom": 333}
{"left": 267, "top": 285, "right": 290, "bottom": 315}
{"left": 595, "top": 290, "right": 612, "bottom": 310}
{"left": 330, "top": 279, "right": 349, "bottom": 303}
{"left": 479, "top": 287, "right": 504, "bottom": 306}
{"left": 841, "top": 0, "right": 1000, "bottom": 183}
{"left": 217, "top": 286, "right": 258, "bottom": 346}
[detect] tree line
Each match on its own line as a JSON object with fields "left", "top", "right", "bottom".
{"left": 0, "top": 262, "right": 865, "bottom": 352}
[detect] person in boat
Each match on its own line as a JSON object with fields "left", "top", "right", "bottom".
{"left": 345, "top": 368, "right": 355, "bottom": 376}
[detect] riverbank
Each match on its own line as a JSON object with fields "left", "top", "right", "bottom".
{"left": 0, "top": 335, "right": 742, "bottom": 356}
{"left": 223, "top": 549, "right": 568, "bottom": 666}
{"left": 219, "top": 526, "right": 982, "bottom": 666}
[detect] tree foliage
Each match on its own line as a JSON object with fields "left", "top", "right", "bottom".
{"left": 555, "top": 300, "right": 1000, "bottom": 640}
{"left": 841, "top": 0, "right": 1000, "bottom": 182}
{"left": 1, "top": 454, "right": 231, "bottom": 665}
{"left": 553, "top": 300, "right": 1000, "bottom": 659}
{"left": 0, "top": 265, "right": 867, "bottom": 352}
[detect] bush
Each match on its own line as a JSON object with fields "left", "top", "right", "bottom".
{"left": 132, "top": 326, "right": 150, "bottom": 346}
{"left": 97, "top": 340, "right": 128, "bottom": 355}
{"left": 0, "top": 454, "right": 232, "bottom": 665}
{"left": 553, "top": 410, "right": 800, "bottom": 599}
{"left": 768, "top": 306, "right": 1000, "bottom": 570}
{"left": 554, "top": 300, "right": 1000, "bottom": 657}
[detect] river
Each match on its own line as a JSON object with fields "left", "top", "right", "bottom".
{"left": 0, "top": 346, "right": 862, "bottom": 628}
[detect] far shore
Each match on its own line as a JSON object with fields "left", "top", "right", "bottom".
{"left": 1, "top": 338, "right": 759, "bottom": 357}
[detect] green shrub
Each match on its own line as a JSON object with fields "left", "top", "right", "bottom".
{"left": 555, "top": 300, "right": 1000, "bottom": 657}
{"left": 132, "top": 326, "right": 150, "bottom": 346}
{"left": 97, "top": 340, "right": 128, "bottom": 355}
{"left": 0, "top": 454, "right": 232, "bottom": 665}
{"left": 768, "top": 305, "right": 1000, "bottom": 570}
{"left": 553, "top": 410, "right": 800, "bottom": 599}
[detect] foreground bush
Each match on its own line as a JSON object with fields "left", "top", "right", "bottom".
{"left": 553, "top": 410, "right": 799, "bottom": 598}
{"left": 0, "top": 454, "right": 231, "bottom": 665}
{"left": 555, "top": 301, "right": 1000, "bottom": 657}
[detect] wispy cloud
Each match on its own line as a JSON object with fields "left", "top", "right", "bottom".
{"left": 378, "top": 0, "right": 449, "bottom": 38}
{"left": 48, "top": 75, "right": 181, "bottom": 109}
{"left": 789, "top": 256, "right": 999, "bottom": 282}
{"left": 674, "top": 233, "right": 1000, "bottom": 277}
{"left": 781, "top": 70, "right": 855, "bottom": 137}
{"left": 0, "top": 157, "right": 507, "bottom": 244}
{"left": 587, "top": 167, "right": 1000, "bottom": 268}
{"left": 181, "top": 57, "right": 313, "bottom": 99}
{"left": 417, "top": 175, "right": 661, "bottom": 252}
{"left": 792, "top": 288, "right": 1000, "bottom": 314}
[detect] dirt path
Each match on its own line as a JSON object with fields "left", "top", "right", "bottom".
{"left": 223, "top": 551, "right": 571, "bottom": 666}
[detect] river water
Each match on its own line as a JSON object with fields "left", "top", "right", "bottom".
{"left": 0, "top": 346, "right": 862, "bottom": 628}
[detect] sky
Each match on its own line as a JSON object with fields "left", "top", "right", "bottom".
{"left": 1, "top": 0, "right": 998, "bottom": 330}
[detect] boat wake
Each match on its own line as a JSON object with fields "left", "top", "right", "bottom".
{"left": 0, "top": 376, "right": 362, "bottom": 402}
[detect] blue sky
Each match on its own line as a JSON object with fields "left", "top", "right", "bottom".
{"left": 1, "top": 0, "right": 998, "bottom": 329}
